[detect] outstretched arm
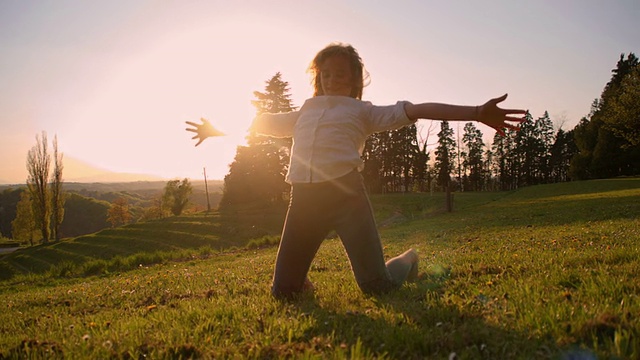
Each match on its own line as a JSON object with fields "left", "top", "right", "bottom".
{"left": 404, "top": 94, "right": 527, "bottom": 136}
{"left": 185, "top": 118, "right": 225, "bottom": 146}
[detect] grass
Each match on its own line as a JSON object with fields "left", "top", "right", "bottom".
{"left": 0, "top": 178, "right": 639, "bottom": 358}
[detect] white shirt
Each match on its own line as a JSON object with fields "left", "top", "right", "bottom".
{"left": 251, "top": 96, "right": 414, "bottom": 184}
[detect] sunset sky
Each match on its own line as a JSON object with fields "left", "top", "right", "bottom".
{"left": 1, "top": 1, "right": 638, "bottom": 184}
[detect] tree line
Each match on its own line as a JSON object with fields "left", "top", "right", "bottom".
{"left": 220, "top": 53, "right": 639, "bottom": 207}
{"left": 4, "top": 53, "right": 634, "bottom": 242}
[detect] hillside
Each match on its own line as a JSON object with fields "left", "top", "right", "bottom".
{"left": 0, "top": 178, "right": 638, "bottom": 358}
{"left": 0, "top": 179, "right": 225, "bottom": 240}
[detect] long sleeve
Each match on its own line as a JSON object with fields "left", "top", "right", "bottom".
{"left": 249, "top": 111, "right": 300, "bottom": 138}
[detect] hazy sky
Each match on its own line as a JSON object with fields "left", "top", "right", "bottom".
{"left": 1, "top": 0, "right": 638, "bottom": 183}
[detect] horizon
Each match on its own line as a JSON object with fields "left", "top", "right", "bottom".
{"left": 1, "top": 1, "right": 638, "bottom": 184}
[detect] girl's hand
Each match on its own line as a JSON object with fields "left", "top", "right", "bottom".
{"left": 185, "top": 118, "right": 225, "bottom": 146}
{"left": 477, "top": 94, "right": 527, "bottom": 136}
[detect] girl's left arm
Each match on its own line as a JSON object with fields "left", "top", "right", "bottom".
{"left": 404, "top": 94, "right": 527, "bottom": 136}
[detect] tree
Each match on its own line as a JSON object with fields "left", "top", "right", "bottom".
{"left": 163, "top": 178, "right": 193, "bottom": 216}
{"left": 221, "top": 73, "right": 296, "bottom": 208}
{"left": 11, "top": 190, "right": 38, "bottom": 246}
{"left": 107, "top": 197, "right": 132, "bottom": 227}
{"left": 251, "top": 72, "right": 295, "bottom": 115}
{"left": 549, "top": 128, "right": 577, "bottom": 182}
{"left": 140, "top": 195, "right": 167, "bottom": 221}
{"left": 513, "top": 112, "right": 538, "bottom": 187}
{"left": 362, "top": 125, "right": 421, "bottom": 193}
{"left": 434, "top": 121, "right": 455, "bottom": 191}
{"left": 414, "top": 120, "right": 438, "bottom": 192}
{"left": 571, "top": 53, "right": 640, "bottom": 179}
{"left": 461, "top": 122, "right": 485, "bottom": 191}
{"left": 50, "top": 135, "right": 65, "bottom": 241}
{"left": 26, "top": 131, "right": 51, "bottom": 243}
{"left": 535, "top": 112, "right": 555, "bottom": 184}
{"left": 491, "top": 128, "right": 518, "bottom": 190}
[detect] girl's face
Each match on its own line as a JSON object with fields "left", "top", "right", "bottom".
{"left": 320, "top": 55, "right": 353, "bottom": 97}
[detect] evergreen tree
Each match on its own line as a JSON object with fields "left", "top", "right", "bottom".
{"left": 514, "top": 112, "right": 538, "bottom": 187}
{"left": 362, "top": 123, "right": 424, "bottom": 193}
{"left": 571, "top": 53, "right": 640, "bottom": 178}
{"left": 549, "top": 129, "right": 577, "bottom": 182}
{"left": 491, "top": 128, "right": 518, "bottom": 190}
{"left": 462, "top": 122, "right": 485, "bottom": 191}
{"left": 221, "top": 73, "right": 296, "bottom": 208}
{"left": 434, "top": 121, "right": 455, "bottom": 191}
{"left": 535, "top": 112, "right": 555, "bottom": 184}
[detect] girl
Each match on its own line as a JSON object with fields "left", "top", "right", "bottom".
{"left": 187, "top": 43, "right": 526, "bottom": 299}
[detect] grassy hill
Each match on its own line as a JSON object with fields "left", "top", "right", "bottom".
{"left": 0, "top": 178, "right": 638, "bottom": 358}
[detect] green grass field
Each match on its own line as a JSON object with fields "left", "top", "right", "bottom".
{"left": 0, "top": 178, "right": 638, "bottom": 359}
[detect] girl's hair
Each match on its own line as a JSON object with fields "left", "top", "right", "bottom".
{"left": 308, "top": 43, "right": 370, "bottom": 99}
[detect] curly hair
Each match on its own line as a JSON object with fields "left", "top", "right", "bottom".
{"left": 307, "top": 43, "right": 370, "bottom": 99}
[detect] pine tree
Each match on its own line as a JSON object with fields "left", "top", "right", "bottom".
{"left": 491, "top": 128, "right": 518, "bottom": 190}
{"left": 462, "top": 122, "right": 485, "bottom": 191}
{"left": 221, "top": 73, "right": 296, "bottom": 208}
{"left": 435, "top": 121, "right": 456, "bottom": 191}
{"left": 549, "top": 129, "right": 577, "bottom": 182}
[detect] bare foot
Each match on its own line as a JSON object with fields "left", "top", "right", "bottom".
{"left": 406, "top": 249, "right": 419, "bottom": 281}
{"left": 302, "top": 277, "right": 315, "bottom": 292}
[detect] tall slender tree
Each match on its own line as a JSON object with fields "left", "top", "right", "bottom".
{"left": 462, "top": 122, "right": 485, "bottom": 191}
{"left": 26, "top": 131, "right": 51, "bottom": 243}
{"left": 50, "top": 135, "right": 65, "bottom": 241}
{"left": 491, "top": 128, "right": 518, "bottom": 190}
{"left": 434, "top": 121, "right": 455, "bottom": 191}
{"left": 536, "top": 112, "right": 555, "bottom": 184}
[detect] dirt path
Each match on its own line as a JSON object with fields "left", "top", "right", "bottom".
{"left": 0, "top": 247, "right": 20, "bottom": 254}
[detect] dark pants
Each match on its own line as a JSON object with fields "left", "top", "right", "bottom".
{"left": 271, "top": 170, "right": 397, "bottom": 298}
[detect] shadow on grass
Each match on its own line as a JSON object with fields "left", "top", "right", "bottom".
{"left": 282, "top": 276, "right": 557, "bottom": 359}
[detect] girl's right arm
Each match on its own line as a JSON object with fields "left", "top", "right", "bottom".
{"left": 250, "top": 111, "right": 300, "bottom": 138}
